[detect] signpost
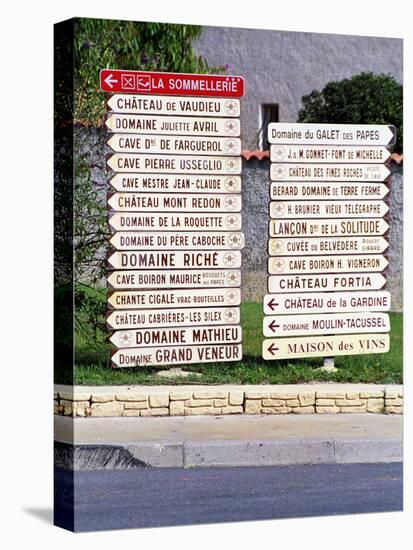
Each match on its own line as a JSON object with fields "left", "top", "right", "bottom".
{"left": 264, "top": 122, "right": 393, "bottom": 362}
{"left": 101, "top": 69, "right": 244, "bottom": 368}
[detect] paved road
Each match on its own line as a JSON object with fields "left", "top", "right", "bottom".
{"left": 54, "top": 462, "right": 403, "bottom": 531}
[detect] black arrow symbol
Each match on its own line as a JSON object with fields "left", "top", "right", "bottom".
{"left": 268, "top": 298, "right": 279, "bottom": 311}
{"left": 268, "top": 343, "right": 279, "bottom": 356}
{"left": 268, "top": 320, "right": 280, "bottom": 333}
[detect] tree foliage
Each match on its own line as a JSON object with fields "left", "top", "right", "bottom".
{"left": 297, "top": 72, "right": 403, "bottom": 152}
{"left": 74, "top": 18, "right": 223, "bottom": 123}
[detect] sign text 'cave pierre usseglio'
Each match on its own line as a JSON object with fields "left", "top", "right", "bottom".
{"left": 100, "top": 69, "right": 244, "bottom": 368}
{"left": 263, "top": 122, "right": 395, "bottom": 360}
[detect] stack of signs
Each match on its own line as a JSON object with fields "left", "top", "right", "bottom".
{"left": 100, "top": 70, "right": 244, "bottom": 368}
{"left": 262, "top": 123, "right": 395, "bottom": 360}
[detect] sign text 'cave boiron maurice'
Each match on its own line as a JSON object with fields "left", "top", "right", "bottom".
{"left": 263, "top": 122, "right": 394, "bottom": 361}
{"left": 101, "top": 69, "right": 244, "bottom": 368}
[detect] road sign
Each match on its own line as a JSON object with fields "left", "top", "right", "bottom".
{"left": 109, "top": 212, "right": 242, "bottom": 231}
{"left": 106, "top": 94, "right": 241, "bottom": 117}
{"left": 107, "top": 307, "right": 240, "bottom": 330}
{"left": 107, "top": 153, "right": 242, "bottom": 174}
{"left": 263, "top": 291, "right": 391, "bottom": 315}
{"left": 108, "top": 192, "right": 241, "bottom": 212}
{"left": 108, "top": 250, "right": 242, "bottom": 270}
{"left": 107, "top": 269, "right": 241, "bottom": 289}
{"left": 268, "top": 255, "right": 388, "bottom": 275}
{"left": 270, "top": 145, "right": 391, "bottom": 163}
{"left": 109, "top": 231, "right": 245, "bottom": 250}
{"left": 107, "top": 288, "right": 241, "bottom": 310}
{"left": 268, "top": 123, "right": 395, "bottom": 146}
{"left": 268, "top": 236, "right": 389, "bottom": 256}
{"left": 262, "top": 333, "right": 390, "bottom": 360}
{"left": 270, "top": 200, "right": 388, "bottom": 219}
{"left": 268, "top": 273, "right": 386, "bottom": 293}
{"left": 270, "top": 163, "right": 390, "bottom": 182}
{"left": 110, "top": 324, "right": 242, "bottom": 348}
{"left": 269, "top": 218, "right": 389, "bottom": 237}
{"left": 109, "top": 173, "right": 242, "bottom": 193}
{"left": 270, "top": 182, "right": 389, "bottom": 200}
{"left": 106, "top": 114, "right": 241, "bottom": 136}
{"left": 107, "top": 134, "right": 242, "bottom": 156}
{"left": 111, "top": 343, "right": 243, "bottom": 368}
{"left": 100, "top": 69, "right": 245, "bottom": 97}
{"left": 263, "top": 312, "right": 390, "bottom": 337}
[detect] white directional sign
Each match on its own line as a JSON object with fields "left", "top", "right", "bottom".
{"left": 263, "top": 291, "right": 391, "bottom": 315}
{"left": 108, "top": 192, "right": 241, "bottom": 212}
{"left": 107, "top": 154, "right": 242, "bottom": 174}
{"left": 270, "top": 145, "right": 391, "bottom": 163}
{"left": 268, "top": 255, "right": 388, "bottom": 275}
{"left": 263, "top": 312, "right": 390, "bottom": 337}
{"left": 107, "top": 94, "right": 241, "bottom": 117}
{"left": 109, "top": 173, "right": 242, "bottom": 193}
{"left": 104, "top": 70, "right": 245, "bottom": 368}
{"left": 270, "top": 163, "right": 390, "bottom": 182}
{"left": 268, "top": 123, "right": 396, "bottom": 146}
{"left": 110, "top": 231, "right": 245, "bottom": 251}
{"left": 270, "top": 182, "right": 389, "bottom": 200}
{"left": 106, "top": 114, "right": 241, "bottom": 136}
{"left": 108, "top": 250, "right": 242, "bottom": 270}
{"left": 262, "top": 333, "right": 390, "bottom": 360}
{"left": 107, "top": 288, "right": 241, "bottom": 310}
{"left": 270, "top": 200, "right": 388, "bottom": 219}
{"left": 112, "top": 343, "right": 243, "bottom": 368}
{"left": 110, "top": 324, "right": 242, "bottom": 348}
{"left": 269, "top": 218, "right": 389, "bottom": 237}
{"left": 108, "top": 269, "right": 241, "bottom": 290}
{"left": 107, "top": 306, "right": 241, "bottom": 330}
{"left": 109, "top": 212, "right": 242, "bottom": 231}
{"left": 107, "top": 134, "right": 242, "bottom": 156}
{"left": 268, "top": 273, "right": 387, "bottom": 293}
{"left": 268, "top": 236, "right": 389, "bottom": 256}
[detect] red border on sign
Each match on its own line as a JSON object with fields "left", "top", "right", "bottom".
{"left": 100, "top": 69, "right": 244, "bottom": 97}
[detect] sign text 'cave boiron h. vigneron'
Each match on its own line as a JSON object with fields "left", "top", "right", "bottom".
{"left": 100, "top": 69, "right": 244, "bottom": 368}
{"left": 263, "top": 123, "right": 394, "bottom": 360}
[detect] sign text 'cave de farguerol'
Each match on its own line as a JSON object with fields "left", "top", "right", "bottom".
{"left": 100, "top": 69, "right": 244, "bottom": 368}
{"left": 263, "top": 122, "right": 394, "bottom": 361}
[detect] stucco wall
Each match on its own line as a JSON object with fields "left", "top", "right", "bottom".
{"left": 193, "top": 27, "right": 403, "bottom": 149}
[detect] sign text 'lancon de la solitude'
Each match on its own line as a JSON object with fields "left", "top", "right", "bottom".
{"left": 262, "top": 123, "right": 395, "bottom": 360}
{"left": 100, "top": 69, "right": 244, "bottom": 368}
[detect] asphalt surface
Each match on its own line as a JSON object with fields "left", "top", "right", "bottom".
{"left": 54, "top": 462, "right": 403, "bottom": 532}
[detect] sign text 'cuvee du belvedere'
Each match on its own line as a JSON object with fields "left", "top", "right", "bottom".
{"left": 263, "top": 122, "right": 393, "bottom": 361}
{"left": 100, "top": 69, "right": 244, "bottom": 368}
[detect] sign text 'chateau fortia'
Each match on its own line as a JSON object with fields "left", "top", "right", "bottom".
{"left": 263, "top": 122, "right": 393, "bottom": 361}
{"left": 101, "top": 69, "right": 244, "bottom": 368}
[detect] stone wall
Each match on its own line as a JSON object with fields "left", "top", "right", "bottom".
{"left": 241, "top": 158, "right": 403, "bottom": 310}
{"left": 54, "top": 384, "right": 403, "bottom": 417}
{"left": 79, "top": 127, "right": 403, "bottom": 310}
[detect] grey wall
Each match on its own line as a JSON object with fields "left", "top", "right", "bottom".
{"left": 193, "top": 27, "right": 403, "bottom": 149}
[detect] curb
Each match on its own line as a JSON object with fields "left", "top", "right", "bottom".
{"left": 55, "top": 437, "right": 402, "bottom": 470}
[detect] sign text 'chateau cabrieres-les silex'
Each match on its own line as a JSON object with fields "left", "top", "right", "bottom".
{"left": 100, "top": 69, "right": 244, "bottom": 368}
{"left": 100, "top": 70, "right": 395, "bottom": 368}
{"left": 263, "top": 122, "right": 395, "bottom": 360}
